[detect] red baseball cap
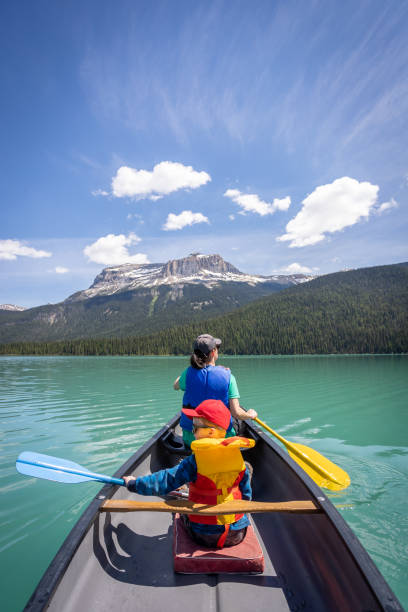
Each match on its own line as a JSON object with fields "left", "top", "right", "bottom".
{"left": 182, "top": 399, "right": 230, "bottom": 430}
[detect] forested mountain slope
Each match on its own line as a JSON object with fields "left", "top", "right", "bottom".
{"left": 2, "top": 263, "right": 407, "bottom": 355}
{"left": 0, "top": 254, "right": 305, "bottom": 344}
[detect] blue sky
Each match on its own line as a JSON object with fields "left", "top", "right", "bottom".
{"left": 1, "top": 0, "right": 407, "bottom": 307}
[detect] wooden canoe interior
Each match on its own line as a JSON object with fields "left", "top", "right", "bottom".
{"left": 28, "top": 420, "right": 398, "bottom": 612}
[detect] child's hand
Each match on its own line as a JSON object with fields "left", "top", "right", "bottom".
{"left": 123, "top": 476, "right": 133, "bottom": 486}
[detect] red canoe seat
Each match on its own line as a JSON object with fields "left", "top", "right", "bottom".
{"left": 173, "top": 514, "right": 264, "bottom": 574}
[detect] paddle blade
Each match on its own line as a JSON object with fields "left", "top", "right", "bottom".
{"left": 253, "top": 417, "right": 350, "bottom": 491}
{"left": 16, "top": 451, "right": 98, "bottom": 484}
{"left": 287, "top": 443, "right": 350, "bottom": 491}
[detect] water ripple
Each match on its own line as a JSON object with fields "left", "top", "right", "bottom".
{"left": 0, "top": 355, "right": 407, "bottom": 611}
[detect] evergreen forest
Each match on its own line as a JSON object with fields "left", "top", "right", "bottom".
{"left": 1, "top": 263, "right": 407, "bottom": 356}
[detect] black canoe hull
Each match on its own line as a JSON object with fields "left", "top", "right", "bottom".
{"left": 24, "top": 415, "right": 403, "bottom": 612}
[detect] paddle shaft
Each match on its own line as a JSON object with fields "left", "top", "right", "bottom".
{"left": 254, "top": 417, "right": 345, "bottom": 486}
{"left": 16, "top": 457, "right": 124, "bottom": 486}
{"left": 100, "top": 499, "right": 320, "bottom": 514}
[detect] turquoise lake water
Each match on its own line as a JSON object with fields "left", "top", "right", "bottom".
{"left": 0, "top": 355, "right": 407, "bottom": 610}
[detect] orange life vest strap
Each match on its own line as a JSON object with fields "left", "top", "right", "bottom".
{"left": 189, "top": 482, "right": 238, "bottom": 497}
{"left": 216, "top": 524, "right": 230, "bottom": 548}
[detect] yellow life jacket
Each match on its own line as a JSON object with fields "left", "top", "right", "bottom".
{"left": 188, "top": 436, "right": 255, "bottom": 525}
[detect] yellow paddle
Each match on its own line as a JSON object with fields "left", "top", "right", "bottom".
{"left": 254, "top": 417, "right": 350, "bottom": 491}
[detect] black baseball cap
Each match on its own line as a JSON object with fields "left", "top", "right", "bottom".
{"left": 193, "top": 334, "right": 222, "bottom": 354}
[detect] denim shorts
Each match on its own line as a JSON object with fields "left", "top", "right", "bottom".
{"left": 182, "top": 515, "right": 247, "bottom": 548}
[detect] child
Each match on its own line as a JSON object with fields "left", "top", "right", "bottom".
{"left": 124, "top": 399, "right": 255, "bottom": 548}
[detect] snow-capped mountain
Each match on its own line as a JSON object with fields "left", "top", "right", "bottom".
{"left": 66, "top": 253, "right": 315, "bottom": 302}
{"left": 0, "top": 304, "right": 26, "bottom": 311}
{"left": 0, "top": 254, "right": 316, "bottom": 344}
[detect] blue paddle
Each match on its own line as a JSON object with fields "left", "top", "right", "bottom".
{"left": 16, "top": 451, "right": 124, "bottom": 486}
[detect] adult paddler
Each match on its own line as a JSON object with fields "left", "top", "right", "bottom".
{"left": 173, "top": 333, "right": 258, "bottom": 447}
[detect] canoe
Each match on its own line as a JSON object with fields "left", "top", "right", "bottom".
{"left": 24, "top": 414, "right": 403, "bottom": 611}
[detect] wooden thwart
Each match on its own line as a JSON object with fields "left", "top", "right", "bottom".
{"left": 100, "top": 499, "right": 320, "bottom": 515}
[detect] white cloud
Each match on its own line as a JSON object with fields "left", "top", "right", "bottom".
{"left": 111, "top": 161, "right": 211, "bottom": 199}
{"left": 224, "top": 189, "right": 291, "bottom": 216}
{"left": 376, "top": 198, "right": 398, "bottom": 214}
{"left": 55, "top": 266, "right": 69, "bottom": 274}
{"left": 83, "top": 232, "right": 149, "bottom": 265}
{"left": 78, "top": 154, "right": 101, "bottom": 170}
{"left": 162, "top": 210, "right": 209, "bottom": 231}
{"left": 92, "top": 189, "right": 109, "bottom": 197}
{"left": 228, "top": 214, "right": 235, "bottom": 220}
{"left": 0, "top": 239, "right": 52, "bottom": 261}
{"left": 273, "top": 197, "right": 291, "bottom": 211}
{"left": 127, "top": 213, "right": 144, "bottom": 223}
{"left": 279, "top": 262, "right": 317, "bottom": 274}
{"left": 277, "top": 177, "right": 380, "bottom": 248}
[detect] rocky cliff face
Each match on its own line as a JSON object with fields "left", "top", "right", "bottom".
{"left": 163, "top": 253, "right": 241, "bottom": 276}
{"left": 66, "top": 253, "right": 315, "bottom": 302}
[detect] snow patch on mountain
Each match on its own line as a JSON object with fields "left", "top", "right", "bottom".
{"left": 0, "top": 304, "right": 26, "bottom": 311}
